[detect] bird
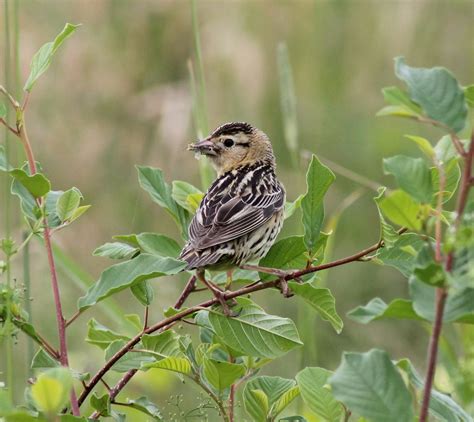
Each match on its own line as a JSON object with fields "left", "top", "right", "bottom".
{"left": 179, "top": 122, "right": 287, "bottom": 315}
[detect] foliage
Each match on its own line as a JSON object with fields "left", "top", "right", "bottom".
{"left": 0, "top": 16, "right": 473, "bottom": 422}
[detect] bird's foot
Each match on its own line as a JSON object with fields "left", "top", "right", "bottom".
{"left": 210, "top": 288, "right": 239, "bottom": 317}
{"left": 277, "top": 278, "right": 294, "bottom": 298}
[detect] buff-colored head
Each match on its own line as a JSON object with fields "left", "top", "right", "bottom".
{"left": 188, "top": 122, "right": 275, "bottom": 176}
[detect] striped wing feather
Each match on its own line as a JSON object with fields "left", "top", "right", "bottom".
{"left": 189, "top": 184, "right": 284, "bottom": 250}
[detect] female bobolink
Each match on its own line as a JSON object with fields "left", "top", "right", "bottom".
{"left": 179, "top": 122, "right": 286, "bottom": 314}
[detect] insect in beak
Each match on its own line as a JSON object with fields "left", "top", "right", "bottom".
{"left": 187, "top": 138, "right": 218, "bottom": 156}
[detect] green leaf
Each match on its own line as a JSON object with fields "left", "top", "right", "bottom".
{"left": 376, "top": 105, "right": 421, "bottom": 118}
{"left": 11, "top": 178, "right": 38, "bottom": 221}
{"left": 136, "top": 166, "right": 190, "bottom": 238}
{"left": 394, "top": 57, "right": 468, "bottom": 133}
{"left": 203, "top": 357, "right": 245, "bottom": 391}
{"left": 279, "top": 417, "right": 308, "bottom": 422}
{"left": 296, "top": 367, "right": 343, "bottom": 422}
{"left": 171, "top": 180, "right": 203, "bottom": 213}
{"left": 208, "top": 297, "right": 303, "bottom": 358}
{"left": 259, "top": 236, "right": 307, "bottom": 280}
{"left": 434, "top": 135, "right": 459, "bottom": 164}
{"left": 301, "top": 155, "right": 335, "bottom": 254}
{"left": 90, "top": 393, "right": 110, "bottom": 417}
{"left": 413, "top": 262, "right": 446, "bottom": 287}
{"left": 271, "top": 386, "right": 300, "bottom": 418}
{"left": 31, "top": 348, "right": 59, "bottom": 369}
{"left": 464, "top": 84, "right": 474, "bottom": 107}
{"left": 449, "top": 245, "right": 474, "bottom": 289}
{"left": 136, "top": 233, "right": 181, "bottom": 258}
{"left": 140, "top": 330, "right": 192, "bottom": 374}
{"left": 24, "top": 23, "right": 81, "bottom": 92}
{"left": 9, "top": 169, "right": 51, "bottom": 198}
{"left": 246, "top": 389, "right": 269, "bottom": 422}
{"left": 397, "top": 359, "right": 473, "bottom": 422}
{"left": 0, "top": 145, "right": 13, "bottom": 172}
{"left": 56, "top": 187, "right": 82, "bottom": 221}
{"left": 78, "top": 254, "right": 186, "bottom": 310}
{"left": 130, "top": 280, "right": 154, "bottom": 306}
{"left": 347, "top": 297, "right": 424, "bottom": 324}
{"left": 409, "top": 277, "right": 474, "bottom": 323}
{"left": 383, "top": 155, "right": 433, "bottom": 203}
{"left": 31, "top": 367, "right": 73, "bottom": 416}
{"left": 288, "top": 281, "right": 343, "bottom": 333}
{"left": 374, "top": 233, "right": 425, "bottom": 277}
{"left": 123, "top": 397, "right": 163, "bottom": 420}
{"left": 93, "top": 242, "right": 139, "bottom": 260}
{"left": 373, "top": 188, "right": 398, "bottom": 248}
{"left": 112, "top": 234, "right": 139, "bottom": 247}
{"left": 381, "top": 86, "right": 423, "bottom": 115}
{"left": 378, "top": 189, "right": 423, "bottom": 230}
{"left": 431, "top": 159, "right": 461, "bottom": 204}
{"left": 404, "top": 135, "right": 435, "bottom": 159}
{"left": 124, "top": 314, "right": 142, "bottom": 331}
{"left": 85, "top": 318, "right": 129, "bottom": 350}
{"left": 244, "top": 376, "right": 296, "bottom": 422}
{"left": 105, "top": 340, "right": 155, "bottom": 373}
{"left": 330, "top": 349, "right": 414, "bottom": 422}
{"left": 68, "top": 205, "right": 90, "bottom": 223}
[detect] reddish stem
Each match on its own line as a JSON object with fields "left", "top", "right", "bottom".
{"left": 419, "top": 133, "right": 473, "bottom": 422}
{"left": 419, "top": 288, "right": 447, "bottom": 422}
{"left": 16, "top": 112, "right": 79, "bottom": 415}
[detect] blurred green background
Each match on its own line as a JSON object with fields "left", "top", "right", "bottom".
{"left": 1, "top": 1, "right": 473, "bottom": 420}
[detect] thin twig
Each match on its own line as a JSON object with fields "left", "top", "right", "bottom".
{"left": 0, "top": 117, "right": 19, "bottom": 136}
{"left": 77, "top": 231, "right": 403, "bottom": 407}
{"left": 65, "top": 310, "right": 81, "bottom": 328}
{"left": 192, "top": 375, "right": 229, "bottom": 422}
{"left": 89, "top": 369, "right": 137, "bottom": 420}
{"left": 100, "top": 379, "right": 112, "bottom": 393}
{"left": 450, "top": 133, "right": 467, "bottom": 158}
{"left": 143, "top": 306, "right": 149, "bottom": 330}
{"left": 174, "top": 275, "right": 197, "bottom": 309}
{"left": 0, "top": 84, "right": 19, "bottom": 107}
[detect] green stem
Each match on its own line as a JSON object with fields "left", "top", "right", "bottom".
{"left": 23, "top": 231, "right": 34, "bottom": 372}
{"left": 192, "top": 375, "right": 229, "bottom": 422}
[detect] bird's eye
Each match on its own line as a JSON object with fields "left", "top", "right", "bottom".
{"left": 223, "top": 138, "right": 234, "bottom": 148}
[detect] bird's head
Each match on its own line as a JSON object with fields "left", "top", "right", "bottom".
{"left": 188, "top": 122, "right": 275, "bottom": 175}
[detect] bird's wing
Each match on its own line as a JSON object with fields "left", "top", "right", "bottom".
{"left": 187, "top": 175, "right": 285, "bottom": 251}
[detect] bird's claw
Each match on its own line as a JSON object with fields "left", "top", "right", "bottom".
{"left": 278, "top": 278, "right": 294, "bottom": 298}
{"left": 213, "top": 290, "right": 239, "bottom": 317}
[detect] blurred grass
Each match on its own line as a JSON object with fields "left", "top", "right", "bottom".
{"left": 0, "top": 0, "right": 472, "bottom": 417}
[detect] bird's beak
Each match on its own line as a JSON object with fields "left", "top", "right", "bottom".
{"left": 187, "top": 138, "right": 218, "bottom": 156}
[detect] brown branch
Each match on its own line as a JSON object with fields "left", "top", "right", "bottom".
{"left": 419, "top": 131, "right": 473, "bottom": 422}
{"left": 174, "top": 275, "right": 197, "bottom": 309}
{"left": 77, "top": 231, "right": 404, "bottom": 408}
{"left": 88, "top": 274, "right": 199, "bottom": 418}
